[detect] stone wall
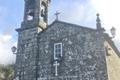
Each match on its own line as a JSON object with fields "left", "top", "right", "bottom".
{"left": 37, "top": 21, "right": 108, "bottom": 80}
{"left": 16, "top": 27, "right": 40, "bottom": 80}
{"left": 105, "top": 41, "right": 120, "bottom": 80}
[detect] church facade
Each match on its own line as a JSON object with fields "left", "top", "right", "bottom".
{"left": 14, "top": 0, "right": 120, "bottom": 80}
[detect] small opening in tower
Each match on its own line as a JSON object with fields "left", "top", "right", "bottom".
{"left": 27, "top": 15, "right": 33, "bottom": 21}
{"left": 40, "top": 1, "right": 47, "bottom": 22}
{"left": 27, "top": 9, "right": 34, "bottom": 21}
{"left": 41, "top": 2, "right": 46, "bottom": 17}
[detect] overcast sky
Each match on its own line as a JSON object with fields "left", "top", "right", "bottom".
{"left": 0, "top": 0, "right": 120, "bottom": 64}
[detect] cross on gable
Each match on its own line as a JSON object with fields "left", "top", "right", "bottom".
{"left": 55, "top": 11, "right": 60, "bottom": 21}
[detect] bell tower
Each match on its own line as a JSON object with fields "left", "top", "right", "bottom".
{"left": 15, "top": 0, "right": 51, "bottom": 80}
{"left": 23, "top": 0, "right": 50, "bottom": 30}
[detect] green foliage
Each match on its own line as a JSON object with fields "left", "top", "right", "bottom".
{"left": 0, "top": 64, "right": 14, "bottom": 80}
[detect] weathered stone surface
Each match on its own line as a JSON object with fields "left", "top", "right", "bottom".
{"left": 36, "top": 21, "right": 108, "bottom": 80}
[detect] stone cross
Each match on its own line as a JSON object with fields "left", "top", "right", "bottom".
{"left": 55, "top": 11, "right": 60, "bottom": 21}
{"left": 53, "top": 61, "right": 60, "bottom": 76}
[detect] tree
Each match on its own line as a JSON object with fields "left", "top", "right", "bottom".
{"left": 0, "top": 64, "right": 14, "bottom": 80}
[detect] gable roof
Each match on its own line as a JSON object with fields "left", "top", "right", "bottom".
{"left": 48, "top": 20, "right": 97, "bottom": 31}
{"left": 38, "top": 20, "right": 97, "bottom": 36}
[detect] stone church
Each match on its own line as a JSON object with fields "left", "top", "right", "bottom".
{"left": 14, "top": 0, "right": 120, "bottom": 80}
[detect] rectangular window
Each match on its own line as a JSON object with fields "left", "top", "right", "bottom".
{"left": 54, "top": 43, "right": 62, "bottom": 60}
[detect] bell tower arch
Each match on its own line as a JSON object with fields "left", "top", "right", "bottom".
{"left": 23, "top": 0, "right": 50, "bottom": 30}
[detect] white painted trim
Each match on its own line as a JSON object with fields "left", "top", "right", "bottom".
{"left": 54, "top": 43, "right": 62, "bottom": 60}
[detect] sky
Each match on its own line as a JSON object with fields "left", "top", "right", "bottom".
{"left": 0, "top": 0, "right": 120, "bottom": 64}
